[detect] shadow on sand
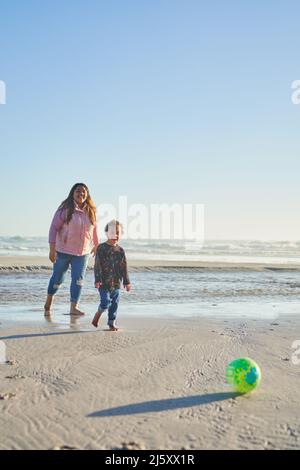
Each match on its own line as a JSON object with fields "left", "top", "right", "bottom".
{"left": 0, "top": 329, "right": 93, "bottom": 340}
{"left": 87, "top": 392, "right": 239, "bottom": 417}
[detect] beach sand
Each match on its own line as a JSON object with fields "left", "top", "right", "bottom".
{"left": 1, "top": 314, "right": 299, "bottom": 450}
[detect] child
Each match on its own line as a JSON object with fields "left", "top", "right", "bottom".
{"left": 92, "top": 220, "right": 131, "bottom": 331}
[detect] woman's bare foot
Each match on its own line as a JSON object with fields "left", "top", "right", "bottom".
{"left": 70, "top": 302, "right": 85, "bottom": 316}
{"left": 44, "top": 295, "right": 53, "bottom": 315}
{"left": 108, "top": 323, "right": 119, "bottom": 331}
{"left": 70, "top": 308, "right": 85, "bottom": 316}
{"left": 92, "top": 311, "right": 102, "bottom": 328}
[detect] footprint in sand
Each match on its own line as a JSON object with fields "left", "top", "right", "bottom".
{"left": 52, "top": 445, "right": 79, "bottom": 450}
{"left": 114, "top": 441, "right": 145, "bottom": 450}
{"left": 5, "top": 375, "right": 25, "bottom": 380}
{"left": 6, "top": 359, "right": 17, "bottom": 366}
{"left": 0, "top": 392, "right": 16, "bottom": 400}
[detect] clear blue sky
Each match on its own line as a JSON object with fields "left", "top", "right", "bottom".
{"left": 0, "top": 0, "right": 299, "bottom": 239}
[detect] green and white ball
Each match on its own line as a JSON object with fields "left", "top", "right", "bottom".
{"left": 226, "top": 357, "right": 261, "bottom": 394}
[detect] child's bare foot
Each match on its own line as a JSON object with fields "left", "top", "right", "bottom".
{"left": 108, "top": 323, "right": 119, "bottom": 331}
{"left": 92, "top": 311, "right": 102, "bottom": 328}
{"left": 44, "top": 307, "right": 51, "bottom": 316}
{"left": 44, "top": 313, "right": 53, "bottom": 323}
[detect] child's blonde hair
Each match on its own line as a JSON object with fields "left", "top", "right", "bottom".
{"left": 105, "top": 220, "right": 123, "bottom": 234}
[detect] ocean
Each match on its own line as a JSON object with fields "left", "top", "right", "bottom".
{"left": 0, "top": 237, "right": 299, "bottom": 324}
{"left": 1, "top": 236, "right": 300, "bottom": 264}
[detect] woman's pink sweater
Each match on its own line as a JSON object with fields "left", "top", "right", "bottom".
{"left": 49, "top": 204, "right": 99, "bottom": 256}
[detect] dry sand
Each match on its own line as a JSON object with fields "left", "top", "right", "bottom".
{"left": 0, "top": 315, "right": 299, "bottom": 450}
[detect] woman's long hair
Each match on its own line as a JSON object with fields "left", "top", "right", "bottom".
{"left": 58, "top": 183, "right": 97, "bottom": 225}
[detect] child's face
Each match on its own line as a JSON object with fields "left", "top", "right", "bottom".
{"left": 106, "top": 223, "right": 122, "bottom": 242}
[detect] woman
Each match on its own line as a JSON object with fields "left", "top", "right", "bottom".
{"left": 44, "top": 183, "right": 99, "bottom": 316}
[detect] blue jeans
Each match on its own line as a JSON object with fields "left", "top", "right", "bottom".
{"left": 98, "top": 288, "right": 120, "bottom": 326}
{"left": 47, "top": 252, "right": 89, "bottom": 303}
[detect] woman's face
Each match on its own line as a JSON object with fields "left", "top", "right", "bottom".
{"left": 73, "top": 186, "right": 88, "bottom": 206}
